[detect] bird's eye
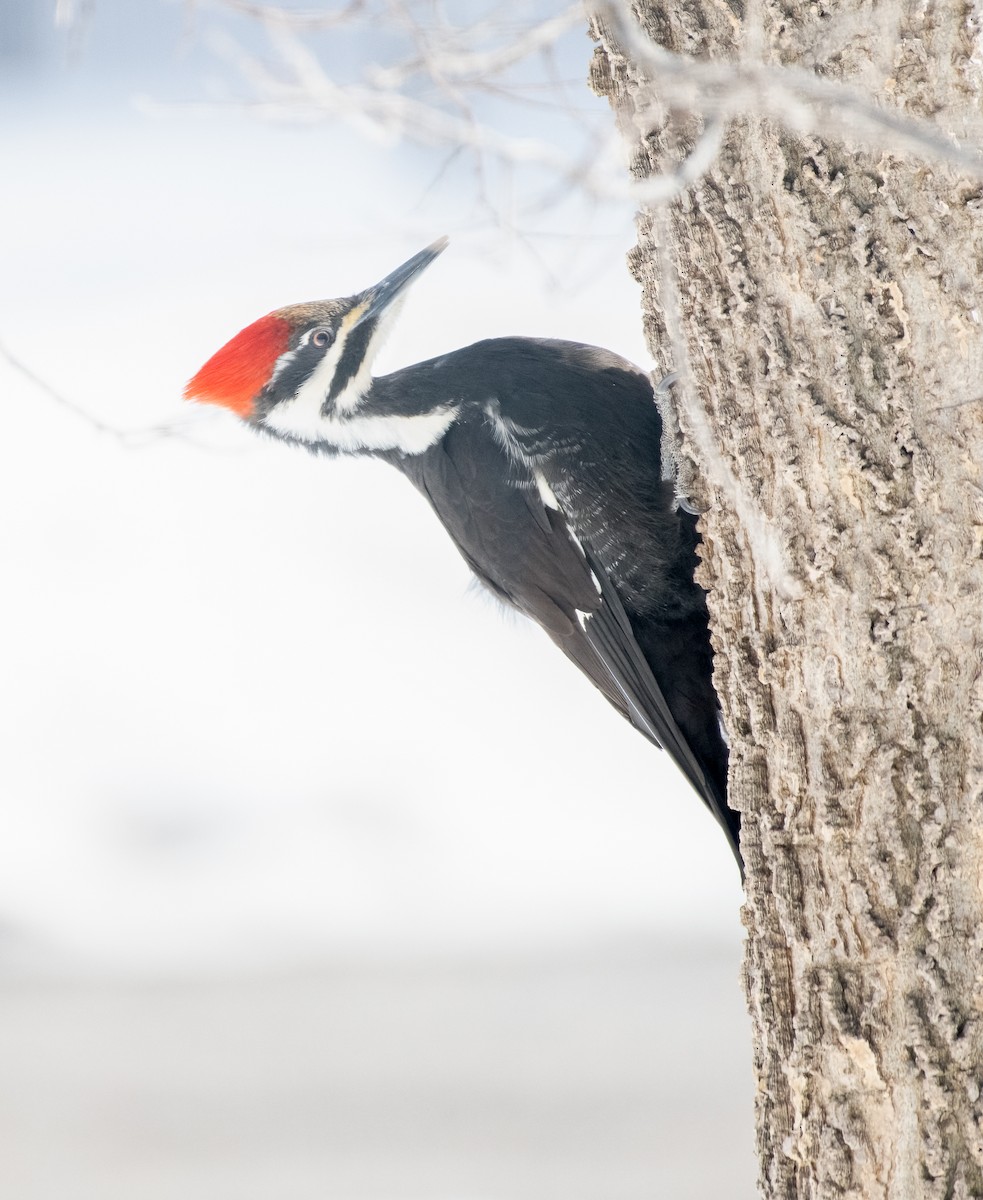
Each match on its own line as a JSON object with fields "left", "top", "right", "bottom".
{"left": 311, "top": 327, "right": 334, "bottom": 349}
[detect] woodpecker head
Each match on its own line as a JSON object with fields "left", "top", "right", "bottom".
{"left": 185, "top": 237, "right": 449, "bottom": 446}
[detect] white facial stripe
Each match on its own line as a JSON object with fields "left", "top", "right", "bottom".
{"left": 267, "top": 302, "right": 397, "bottom": 434}
{"left": 262, "top": 298, "right": 455, "bottom": 453}
{"left": 332, "top": 295, "right": 410, "bottom": 415}
{"left": 263, "top": 317, "right": 370, "bottom": 435}
{"left": 290, "top": 335, "right": 349, "bottom": 416}
{"left": 264, "top": 405, "right": 457, "bottom": 454}
{"left": 270, "top": 346, "right": 298, "bottom": 384}
{"left": 332, "top": 357, "right": 373, "bottom": 416}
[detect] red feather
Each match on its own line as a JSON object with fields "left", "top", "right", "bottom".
{"left": 185, "top": 313, "right": 291, "bottom": 418}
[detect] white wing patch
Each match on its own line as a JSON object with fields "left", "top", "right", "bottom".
{"left": 533, "top": 469, "right": 560, "bottom": 511}
{"left": 530, "top": 465, "right": 602, "bottom": 609}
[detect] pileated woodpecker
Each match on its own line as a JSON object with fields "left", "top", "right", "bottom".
{"left": 186, "top": 238, "right": 741, "bottom": 870}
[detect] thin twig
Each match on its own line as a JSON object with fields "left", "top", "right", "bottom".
{"left": 214, "top": 0, "right": 366, "bottom": 31}
{"left": 928, "top": 395, "right": 983, "bottom": 414}
{"left": 0, "top": 339, "right": 220, "bottom": 450}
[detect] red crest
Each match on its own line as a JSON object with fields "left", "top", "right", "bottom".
{"left": 185, "top": 313, "right": 291, "bottom": 418}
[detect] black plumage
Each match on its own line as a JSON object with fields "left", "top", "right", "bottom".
{"left": 186, "top": 240, "right": 741, "bottom": 871}
{"left": 375, "top": 340, "right": 740, "bottom": 867}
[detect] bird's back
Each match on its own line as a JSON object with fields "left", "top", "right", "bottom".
{"left": 381, "top": 338, "right": 739, "bottom": 864}
{"left": 185, "top": 233, "right": 741, "bottom": 866}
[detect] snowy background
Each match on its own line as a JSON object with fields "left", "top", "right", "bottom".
{"left": 0, "top": 2, "right": 755, "bottom": 1196}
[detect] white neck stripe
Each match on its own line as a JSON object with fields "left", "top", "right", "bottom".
{"left": 264, "top": 404, "right": 457, "bottom": 454}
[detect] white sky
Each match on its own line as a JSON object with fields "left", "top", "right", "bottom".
{"left": 0, "top": 2, "right": 745, "bottom": 975}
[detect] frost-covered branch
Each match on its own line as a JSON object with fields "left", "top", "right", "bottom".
{"left": 597, "top": 0, "right": 983, "bottom": 177}
{"left": 214, "top": 0, "right": 365, "bottom": 29}
{"left": 199, "top": 0, "right": 983, "bottom": 229}
{"left": 197, "top": 2, "right": 630, "bottom": 215}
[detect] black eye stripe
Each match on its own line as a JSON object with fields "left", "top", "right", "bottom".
{"left": 327, "top": 319, "right": 372, "bottom": 402}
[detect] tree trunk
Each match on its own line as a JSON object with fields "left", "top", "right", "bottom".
{"left": 591, "top": 4, "right": 983, "bottom": 1197}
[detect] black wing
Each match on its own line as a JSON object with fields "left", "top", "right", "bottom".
{"left": 387, "top": 417, "right": 741, "bottom": 868}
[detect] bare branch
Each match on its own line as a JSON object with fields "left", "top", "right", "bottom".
{"left": 0, "top": 339, "right": 219, "bottom": 451}
{"left": 213, "top": 0, "right": 367, "bottom": 29}
{"left": 629, "top": 116, "right": 726, "bottom": 205}
{"left": 195, "top": 0, "right": 983, "bottom": 250}
{"left": 598, "top": 0, "right": 983, "bottom": 178}
{"left": 204, "top": 22, "right": 624, "bottom": 194}
{"left": 369, "top": 6, "right": 585, "bottom": 89}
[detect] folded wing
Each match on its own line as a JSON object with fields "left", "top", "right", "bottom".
{"left": 389, "top": 417, "right": 740, "bottom": 866}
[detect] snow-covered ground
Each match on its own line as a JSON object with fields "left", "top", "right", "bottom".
{"left": 0, "top": 4, "right": 754, "bottom": 1195}
{"left": 1, "top": 941, "right": 756, "bottom": 1200}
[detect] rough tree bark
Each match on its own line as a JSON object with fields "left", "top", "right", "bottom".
{"left": 591, "top": 3, "right": 983, "bottom": 1198}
